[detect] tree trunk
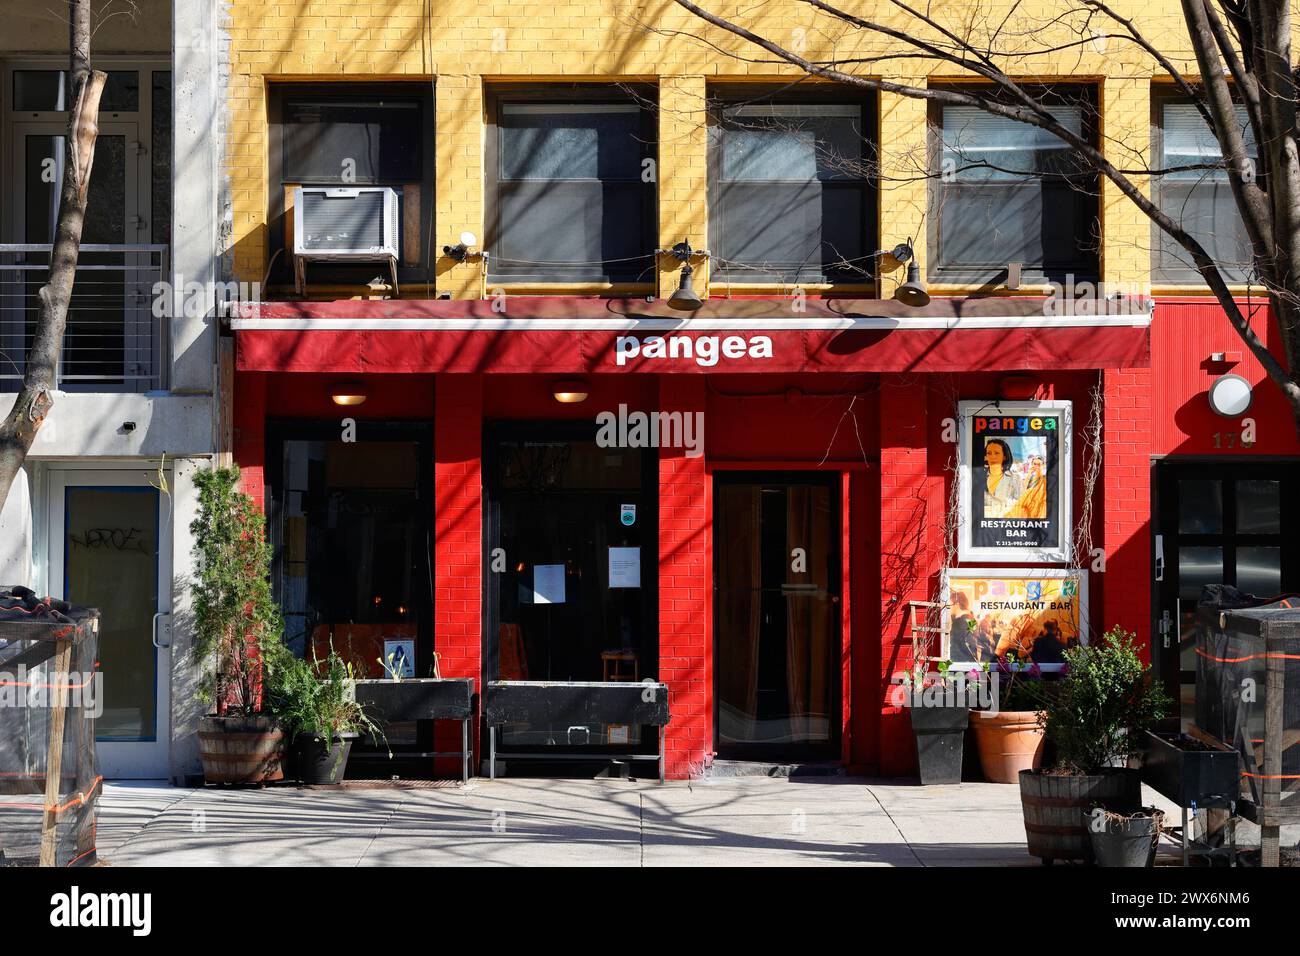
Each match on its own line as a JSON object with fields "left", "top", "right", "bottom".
{"left": 0, "top": 0, "right": 105, "bottom": 513}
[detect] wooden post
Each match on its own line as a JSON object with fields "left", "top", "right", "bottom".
{"left": 1261, "top": 621, "right": 1284, "bottom": 868}
{"left": 39, "top": 637, "right": 73, "bottom": 867}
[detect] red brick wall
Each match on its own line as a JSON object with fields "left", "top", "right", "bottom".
{"left": 434, "top": 375, "right": 484, "bottom": 772}
{"left": 1102, "top": 367, "right": 1154, "bottom": 657}
{"left": 658, "top": 377, "right": 711, "bottom": 777}
{"left": 876, "top": 379, "right": 943, "bottom": 775}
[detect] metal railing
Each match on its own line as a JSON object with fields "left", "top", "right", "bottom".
{"left": 0, "top": 244, "right": 169, "bottom": 392}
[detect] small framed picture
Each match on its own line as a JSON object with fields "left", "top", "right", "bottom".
{"left": 957, "top": 400, "right": 1073, "bottom": 563}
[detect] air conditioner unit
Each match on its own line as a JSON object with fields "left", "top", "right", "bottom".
{"left": 293, "top": 186, "right": 400, "bottom": 261}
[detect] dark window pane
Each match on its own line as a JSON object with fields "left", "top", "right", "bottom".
{"left": 1237, "top": 546, "right": 1281, "bottom": 596}
{"left": 712, "top": 105, "right": 871, "bottom": 283}
{"left": 282, "top": 98, "right": 421, "bottom": 183}
{"left": 14, "top": 70, "right": 139, "bottom": 111}
{"left": 490, "top": 98, "right": 653, "bottom": 282}
{"left": 942, "top": 106, "right": 1084, "bottom": 181}
{"left": 720, "top": 106, "right": 865, "bottom": 182}
{"left": 1237, "top": 479, "right": 1281, "bottom": 534}
{"left": 1156, "top": 103, "right": 1255, "bottom": 281}
{"left": 151, "top": 72, "right": 172, "bottom": 245}
{"left": 1179, "top": 546, "right": 1223, "bottom": 599}
{"left": 1179, "top": 479, "right": 1222, "bottom": 533}
{"left": 934, "top": 98, "right": 1096, "bottom": 278}
{"left": 499, "top": 104, "right": 641, "bottom": 180}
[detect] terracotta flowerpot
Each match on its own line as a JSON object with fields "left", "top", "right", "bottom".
{"left": 970, "top": 710, "right": 1044, "bottom": 783}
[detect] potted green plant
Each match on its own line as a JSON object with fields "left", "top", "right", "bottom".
{"left": 268, "top": 644, "right": 387, "bottom": 786}
{"left": 1019, "top": 626, "right": 1171, "bottom": 865}
{"left": 969, "top": 652, "right": 1046, "bottom": 783}
{"left": 190, "top": 466, "right": 288, "bottom": 785}
{"left": 900, "top": 660, "right": 972, "bottom": 785}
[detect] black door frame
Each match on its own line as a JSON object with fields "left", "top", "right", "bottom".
{"left": 1152, "top": 455, "right": 1300, "bottom": 714}
{"left": 712, "top": 470, "right": 843, "bottom": 762}
{"left": 481, "top": 419, "right": 660, "bottom": 754}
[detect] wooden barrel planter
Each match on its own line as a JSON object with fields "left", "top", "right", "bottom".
{"left": 198, "top": 715, "right": 285, "bottom": 784}
{"left": 1019, "top": 769, "right": 1141, "bottom": 864}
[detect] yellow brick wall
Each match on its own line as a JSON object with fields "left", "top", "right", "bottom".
{"left": 224, "top": 0, "right": 1215, "bottom": 299}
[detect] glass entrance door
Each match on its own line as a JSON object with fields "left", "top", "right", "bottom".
{"left": 47, "top": 469, "right": 171, "bottom": 779}
{"left": 1156, "top": 461, "right": 1300, "bottom": 729}
{"left": 714, "top": 474, "right": 841, "bottom": 760}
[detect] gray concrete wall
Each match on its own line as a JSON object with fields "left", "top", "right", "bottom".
{"left": 170, "top": 0, "right": 221, "bottom": 396}
{"left": 0, "top": 393, "right": 215, "bottom": 457}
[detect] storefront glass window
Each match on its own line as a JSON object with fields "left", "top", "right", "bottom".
{"left": 488, "top": 432, "right": 656, "bottom": 749}
{"left": 277, "top": 438, "right": 427, "bottom": 676}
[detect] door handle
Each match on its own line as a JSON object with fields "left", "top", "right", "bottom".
{"left": 152, "top": 612, "right": 172, "bottom": 649}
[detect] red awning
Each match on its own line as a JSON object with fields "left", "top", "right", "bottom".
{"left": 232, "top": 296, "right": 1151, "bottom": 375}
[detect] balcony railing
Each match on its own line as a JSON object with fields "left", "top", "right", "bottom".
{"left": 0, "top": 244, "right": 169, "bottom": 393}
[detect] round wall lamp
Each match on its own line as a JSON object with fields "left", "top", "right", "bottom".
{"left": 552, "top": 379, "right": 589, "bottom": 404}
{"left": 1208, "top": 373, "right": 1253, "bottom": 417}
{"left": 330, "top": 381, "right": 368, "bottom": 406}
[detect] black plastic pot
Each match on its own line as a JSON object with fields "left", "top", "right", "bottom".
{"left": 910, "top": 705, "right": 968, "bottom": 785}
{"left": 1086, "top": 809, "right": 1164, "bottom": 867}
{"left": 293, "top": 732, "right": 357, "bottom": 786}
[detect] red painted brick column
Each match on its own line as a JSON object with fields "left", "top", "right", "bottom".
{"left": 434, "top": 374, "right": 483, "bottom": 773}
{"left": 877, "top": 379, "right": 941, "bottom": 775}
{"left": 658, "top": 376, "right": 709, "bottom": 778}
{"left": 233, "top": 371, "right": 267, "bottom": 504}
{"left": 1102, "top": 367, "right": 1153, "bottom": 658}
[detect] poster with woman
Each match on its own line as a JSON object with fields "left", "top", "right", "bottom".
{"left": 957, "top": 400, "right": 1072, "bottom": 562}
{"left": 943, "top": 568, "right": 1088, "bottom": 671}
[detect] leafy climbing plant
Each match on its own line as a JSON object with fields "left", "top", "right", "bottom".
{"left": 189, "top": 466, "right": 286, "bottom": 720}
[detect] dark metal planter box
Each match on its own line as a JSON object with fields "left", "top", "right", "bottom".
{"left": 484, "top": 680, "right": 670, "bottom": 781}
{"left": 353, "top": 678, "right": 475, "bottom": 782}
{"left": 1140, "top": 730, "right": 1239, "bottom": 809}
{"left": 485, "top": 680, "right": 669, "bottom": 726}
{"left": 354, "top": 677, "right": 474, "bottom": 722}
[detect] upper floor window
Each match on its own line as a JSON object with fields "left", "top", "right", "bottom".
{"left": 268, "top": 85, "right": 433, "bottom": 289}
{"left": 930, "top": 88, "right": 1099, "bottom": 284}
{"left": 486, "top": 88, "right": 657, "bottom": 285}
{"left": 709, "top": 96, "right": 875, "bottom": 286}
{"left": 1154, "top": 94, "right": 1257, "bottom": 283}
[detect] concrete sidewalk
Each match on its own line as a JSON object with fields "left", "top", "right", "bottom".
{"left": 97, "top": 775, "right": 1182, "bottom": 867}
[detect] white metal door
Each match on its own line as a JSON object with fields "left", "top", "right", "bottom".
{"left": 48, "top": 467, "right": 172, "bottom": 779}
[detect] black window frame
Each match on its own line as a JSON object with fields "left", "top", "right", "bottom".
{"left": 1151, "top": 86, "right": 1257, "bottom": 285}
{"left": 707, "top": 85, "right": 877, "bottom": 288}
{"left": 484, "top": 84, "right": 659, "bottom": 287}
{"left": 928, "top": 85, "right": 1101, "bottom": 285}
{"left": 266, "top": 82, "right": 435, "bottom": 289}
